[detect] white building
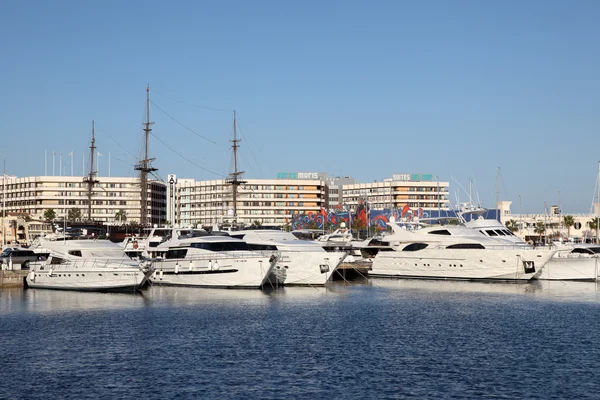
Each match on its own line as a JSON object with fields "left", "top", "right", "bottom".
{"left": 0, "top": 175, "right": 166, "bottom": 226}
{"left": 342, "top": 173, "right": 450, "bottom": 212}
{"left": 498, "top": 201, "right": 600, "bottom": 243}
{"left": 175, "top": 176, "right": 328, "bottom": 227}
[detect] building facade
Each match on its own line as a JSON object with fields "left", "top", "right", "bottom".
{"left": 176, "top": 177, "right": 328, "bottom": 227}
{"left": 498, "top": 201, "right": 600, "bottom": 243}
{"left": 342, "top": 173, "right": 450, "bottom": 212}
{"left": 0, "top": 175, "right": 166, "bottom": 226}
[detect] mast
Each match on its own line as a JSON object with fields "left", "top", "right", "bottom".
{"left": 135, "top": 85, "right": 157, "bottom": 226}
{"left": 226, "top": 111, "right": 246, "bottom": 220}
{"left": 83, "top": 121, "right": 99, "bottom": 221}
{"left": 597, "top": 161, "right": 599, "bottom": 243}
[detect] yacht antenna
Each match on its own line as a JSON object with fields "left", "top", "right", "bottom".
{"left": 83, "top": 120, "right": 99, "bottom": 221}
{"left": 135, "top": 84, "right": 157, "bottom": 227}
{"left": 226, "top": 110, "right": 246, "bottom": 220}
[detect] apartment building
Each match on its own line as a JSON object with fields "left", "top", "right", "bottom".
{"left": 0, "top": 175, "right": 166, "bottom": 225}
{"left": 342, "top": 173, "right": 450, "bottom": 212}
{"left": 176, "top": 176, "right": 327, "bottom": 227}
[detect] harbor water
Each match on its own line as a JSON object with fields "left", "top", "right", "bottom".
{"left": 1, "top": 280, "right": 600, "bottom": 399}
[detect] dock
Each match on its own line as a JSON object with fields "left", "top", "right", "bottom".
{"left": 332, "top": 261, "right": 372, "bottom": 282}
{"left": 0, "top": 270, "right": 28, "bottom": 288}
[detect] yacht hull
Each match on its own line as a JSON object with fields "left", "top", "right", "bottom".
{"left": 278, "top": 251, "right": 347, "bottom": 286}
{"left": 537, "top": 257, "right": 599, "bottom": 281}
{"left": 370, "top": 249, "right": 554, "bottom": 281}
{"left": 26, "top": 268, "right": 149, "bottom": 291}
{"left": 150, "top": 256, "right": 275, "bottom": 289}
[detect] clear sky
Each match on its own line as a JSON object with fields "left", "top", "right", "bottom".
{"left": 1, "top": 0, "right": 599, "bottom": 214}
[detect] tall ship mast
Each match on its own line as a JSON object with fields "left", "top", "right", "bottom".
{"left": 82, "top": 120, "right": 99, "bottom": 221}
{"left": 225, "top": 111, "right": 246, "bottom": 219}
{"left": 134, "top": 85, "right": 157, "bottom": 226}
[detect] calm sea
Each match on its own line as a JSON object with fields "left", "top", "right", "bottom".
{"left": 1, "top": 280, "right": 600, "bottom": 399}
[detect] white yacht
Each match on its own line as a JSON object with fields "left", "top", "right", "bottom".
{"left": 370, "top": 222, "right": 556, "bottom": 281}
{"left": 537, "top": 244, "right": 600, "bottom": 281}
{"left": 228, "top": 229, "right": 347, "bottom": 286}
{"left": 149, "top": 229, "right": 279, "bottom": 289}
{"left": 26, "top": 239, "right": 153, "bottom": 291}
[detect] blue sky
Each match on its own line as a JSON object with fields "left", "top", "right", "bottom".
{"left": 1, "top": 0, "right": 599, "bottom": 213}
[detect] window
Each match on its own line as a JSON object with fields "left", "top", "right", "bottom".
{"left": 402, "top": 243, "right": 428, "bottom": 251}
{"left": 446, "top": 244, "right": 486, "bottom": 249}
{"left": 428, "top": 230, "right": 451, "bottom": 235}
{"left": 485, "top": 230, "right": 498, "bottom": 236}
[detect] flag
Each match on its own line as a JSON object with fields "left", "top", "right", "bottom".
{"left": 97, "top": 152, "right": 103, "bottom": 156}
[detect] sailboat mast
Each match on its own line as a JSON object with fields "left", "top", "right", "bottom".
{"left": 232, "top": 111, "right": 238, "bottom": 216}
{"left": 135, "top": 84, "right": 157, "bottom": 226}
{"left": 83, "top": 120, "right": 99, "bottom": 221}
{"left": 226, "top": 110, "right": 246, "bottom": 220}
{"left": 597, "top": 161, "right": 599, "bottom": 243}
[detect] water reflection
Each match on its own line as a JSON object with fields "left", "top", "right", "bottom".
{"left": 1, "top": 277, "right": 599, "bottom": 316}
{"left": 370, "top": 277, "right": 600, "bottom": 303}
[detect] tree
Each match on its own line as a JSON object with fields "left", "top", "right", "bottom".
{"left": 505, "top": 219, "right": 519, "bottom": 232}
{"left": 9, "top": 220, "right": 17, "bottom": 244}
{"left": 44, "top": 209, "right": 56, "bottom": 223}
{"left": 588, "top": 217, "right": 600, "bottom": 243}
{"left": 67, "top": 208, "right": 82, "bottom": 222}
{"left": 252, "top": 220, "right": 262, "bottom": 227}
{"left": 562, "top": 215, "right": 575, "bottom": 238}
{"left": 351, "top": 218, "right": 366, "bottom": 239}
{"left": 534, "top": 221, "right": 546, "bottom": 244}
{"left": 115, "top": 209, "right": 127, "bottom": 224}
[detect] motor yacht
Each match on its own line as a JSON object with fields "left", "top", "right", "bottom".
{"left": 228, "top": 229, "right": 346, "bottom": 286}
{"left": 537, "top": 244, "right": 600, "bottom": 281}
{"left": 149, "top": 228, "right": 279, "bottom": 289}
{"left": 370, "top": 222, "right": 556, "bottom": 281}
{"left": 26, "top": 238, "right": 153, "bottom": 291}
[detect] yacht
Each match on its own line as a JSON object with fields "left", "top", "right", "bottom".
{"left": 537, "top": 244, "right": 600, "bottom": 281}
{"left": 370, "top": 222, "right": 556, "bottom": 281}
{"left": 149, "top": 228, "right": 279, "bottom": 289}
{"left": 228, "top": 229, "right": 347, "bottom": 286}
{"left": 26, "top": 238, "right": 153, "bottom": 291}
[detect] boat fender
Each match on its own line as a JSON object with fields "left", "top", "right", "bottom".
{"left": 151, "top": 270, "right": 157, "bottom": 279}
{"left": 175, "top": 263, "right": 179, "bottom": 274}
{"left": 189, "top": 260, "right": 193, "bottom": 272}
{"left": 28, "top": 270, "right": 36, "bottom": 282}
{"left": 133, "top": 241, "right": 139, "bottom": 249}
{"left": 159, "top": 270, "right": 163, "bottom": 280}
{"left": 213, "top": 261, "right": 219, "bottom": 271}
{"left": 208, "top": 260, "right": 212, "bottom": 271}
{"left": 48, "top": 268, "right": 53, "bottom": 277}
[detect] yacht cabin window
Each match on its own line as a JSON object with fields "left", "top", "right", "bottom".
{"left": 428, "top": 230, "right": 451, "bottom": 236}
{"left": 402, "top": 243, "right": 429, "bottom": 251}
{"left": 189, "top": 242, "right": 251, "bottom": 252}
{"left": 68, "top": 250, "right": 82, "bottom": 257}
{"left": 485, "top": 230, "right": 498, "bottom": 236}
{"left": 446, "top": 243, "right": 486, "bottom": 249}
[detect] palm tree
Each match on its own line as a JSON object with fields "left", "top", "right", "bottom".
{"left": 534, "top": 221, "right": 546, "bottom": 245}
{"left": 588, "top": 217, "right": 600, "bottom": 231}
{"left": 351, "top": 218, "right": 366, "bottom": 239}
{"left": 505, "top": 219, "right": 519, "bottom": 232}
{"left": 588, "top": 217, "right": 600, "bottom": 243}
{"left": 115, "top": 209, "right": 127, "bottom": 224}
{"left": 9, "top": 219, "right": 17, "bottom": 244}
{"left": 562, "top": 215, "right": 575, "bottom": 238}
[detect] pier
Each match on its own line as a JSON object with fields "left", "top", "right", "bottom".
{"left": 0, "top": 270, "right": 27, "bottom": 288}
{"left": 332, "top": 261, "right": 372, "bottom": 282}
